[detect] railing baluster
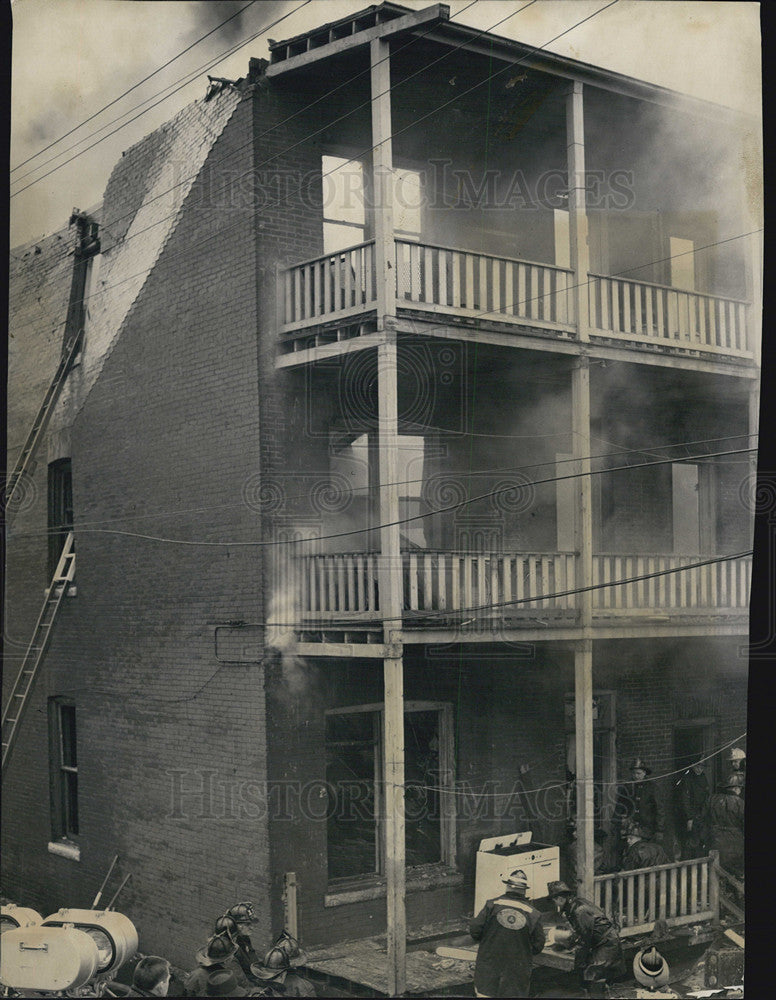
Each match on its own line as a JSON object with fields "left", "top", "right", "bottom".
{"left": 627, "top": 873, "right": 635, "bottom": 928}
{"left": 659, "top": 869, "right": 667, "bottom": 920}
{"left": 465, "top": 254, "right": 475, "bottom": 310}
{"left": 648, "top": 870, "right": 657, "bottom": 922}
{"left": 476, "top": 556, "right": 486, "bottom": 615}
{"left": 517, "top": 263, "right": 526, "bottom": 318}
{"left": 690, "top": 863, "right": 699, "bottom": 914}
{"left": 451, "top": 555, "right": 460, "bottom": 609}
{"left": 424, "top": 245, "right": 433, "bottom": 303}
{"left": 409, "top": 553, "right": 419, "bottom": 610}
{"left": 680, "top": 864, "right": 688, "bottom": 916}
{"left": 437, "top": 553, "right": 447, "bottom": 610}
{"left": 464, "top": 556, "right": 473, "bottom": 611}
{"left": 479, "top": 255, "right": 489, "bottom": 314}
{"left": 528, "top": 557, "right": 538, "bottom": 608}
{"left": 438, "top": 249, "right": 448, "bottom": 306}
{"left": 669, "top": 866, "right": 677, "bottom": 918}
{"left": 451, "top": 250, "right": 461, "bottom": 308}
{"left": 700, "top": 860, "right": 709, "bottom": 910}
{"left": 492, "top": 257, "right": 502, "bottom": 315}
{"left": 423, "top": 553, "right": 433, "bottom": 610}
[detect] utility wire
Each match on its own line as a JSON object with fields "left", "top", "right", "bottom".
{"left": 9, "top": 0, "right": 614, "bottom": 308}
{"left": 6, "top": 432, "right": 755, "bottom": 538}
{"left": 11, "top": 1, "right": 260, "bottom": 174}
{"left": 16, "top": 446, "right": 751, "bottom": 547}
{"left": 10, "top": 0, "right": 484, "bottom": 196}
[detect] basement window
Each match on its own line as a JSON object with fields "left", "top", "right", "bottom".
{"left": 49, "top": 698, "right": 79, "bottom": 846}
{"left": 325, "top": 702, "right": 455, "bottom": 884}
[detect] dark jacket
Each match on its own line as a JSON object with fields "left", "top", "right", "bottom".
{"left": 275, "top": 972, "right": 317, "bottom": 997}
{"left": 183, "top": 956, "right": 250, "bottom": 997}
{"left": 621, "top": 838, "right": 670, "bottom": 872}
{"left": 705, "top": 790, "right": 744, "bottom": 876}
{"left": 613, "top": 780, "right": 664, "bottom": 839}
{"left": 562, "top": 897, "right": 624, "bottom": 984}
{"left": 677, "top": 769, "right": 710, "bottom": 823}
{"left": 469, "top": 892, "right": 546, "bottom": 998}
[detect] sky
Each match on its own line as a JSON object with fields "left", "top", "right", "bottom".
{"left": 9, "top": 0, "right": 762, "bottom": 248}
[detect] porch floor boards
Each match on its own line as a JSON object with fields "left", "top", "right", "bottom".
{"left": 303, "top": 920, "right": 473, "bottom": 997}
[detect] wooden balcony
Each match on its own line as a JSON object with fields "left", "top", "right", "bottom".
{"left": 290, "top": 550, "right": 752, "bottom": 623}
{"left": 589, "top": 273, "right": 752, "bottom": 359}
{"left": 278, "top": 240, "right": 752, "bottom": 362}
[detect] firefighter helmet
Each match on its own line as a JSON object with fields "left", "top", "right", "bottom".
{"left": 633, "top": 946, "right": 670, "bottom": 989}
{"left": 213, "top": 915, "right": 238, "bottom": 941}
{"left": 629, "top": 758, "right": 652, "bottom": 775}
{"left": 501, "top": 869, "right": 529, "bottom": 893}
{"left": 196, "top": 933, "right": 237, "bottom": 967}
{"left": 728, "top": 748, "right": 746, "bottom": 763}
{"left": 226, "top": 901, "right": 259, "bottom": 925}
{"left": 251, "top": 945, "right": 290, "bottom": 982}
{"left": 547, "top": 880, "right": 574, "bottom": 898}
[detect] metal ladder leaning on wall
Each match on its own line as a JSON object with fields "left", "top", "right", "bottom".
{"left": 3, "top": 334, "right": 82, "bottom": 517}
{"left": 2, "top": 532, "right": 76, "bottom": 772}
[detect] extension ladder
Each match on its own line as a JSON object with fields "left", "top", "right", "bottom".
{"left": 2, "top": 532, "right": 76, "bottom": 772}
{"left": 4, "top": 335, "right": 81, "bottom": 515}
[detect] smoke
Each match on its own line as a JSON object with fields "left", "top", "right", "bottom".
{"left": 265, "top": 579, "right": 319, "bottom": 709}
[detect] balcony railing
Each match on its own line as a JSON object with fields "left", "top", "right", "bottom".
{"left": 292, "top": 551, "right": 752, "bottom": 621}
{"left": 394, "top": 240, "right": 576, "bottom": 330}
{"left": 279, "top": 242, "right": 752, "bottom": 360}
{"left": 280, "top": 241, "right": 377, "bottom": 332}
{"left": 589, "top": 273, "right": 751, "bottom": 357}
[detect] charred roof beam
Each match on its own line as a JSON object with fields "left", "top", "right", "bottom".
{"left": 265, "top": 3, "right": 449, "bottom": 77}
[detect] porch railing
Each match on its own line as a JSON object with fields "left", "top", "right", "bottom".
{"left": 589, "top": 274, "right": 751, "bottom": 357}
{"left": 593, "top": 554, "right": 752, "bottom": 612}
{"left": 594, "top": 855, "right": 717, "bottom": 937}
{"left": 294, "top": 551, "right": 751, "bottom": 619}
{"left": 280, "top": 241, "right": 377, "bottom": 332}
{"left": 396, "top": 239, "right": 575, "bottom": 330}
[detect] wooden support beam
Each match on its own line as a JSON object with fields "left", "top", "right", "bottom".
{"left": 566, "top": 82, "right": 591, "bottom": 341}
{"left": 371, "top": 38, "right": 396, "bottom": 329}
{"left": 377, "top": 335, "right": 405, "bottom": 996}
{"left": 572, "top": 353, "right": 595, "bottom": 900}
{"left": 265, "top": 5, "right": 449, "bottom": 76}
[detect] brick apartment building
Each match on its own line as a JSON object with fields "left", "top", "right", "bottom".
{"left": 3, "top": 3, "right": 760, "bottom": 991}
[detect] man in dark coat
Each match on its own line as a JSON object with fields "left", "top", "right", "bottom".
{"left": 547, "top": 880, "right": 624, "bottom": 998}
{"left": 620, "top": 823, "right": 670, "bottom": 871}
{"left": 469, "top": 868, "right": 546, "bottom": 998}
{"left": 705, "top": 772, "right": 745, "bottom": 878}
{"left": 675, "top": 761, "right": 710, "bottom": 859}
{"left": 612, "top": 758, "right": 665, "bottom": 867}
{"left": 184, "top": 933, "right": 251, "bottom": 997}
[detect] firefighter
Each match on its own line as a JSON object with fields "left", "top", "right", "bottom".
{"left": 705, "top": 771, "right": 745, "bottom": 879}
{"left": 728, "top": 747, "right": 746, "bottom": 798}
{"left": 251, "top": 945, "right": 317, "bottom": 997}
{"left": 214, "top": 902, "right": 261, "bottom": 981}
{"left": 184, "top": 933, "right": 251, "bottom": 997}
{"left": 547, "top": 880, "right": 625, "bottom": 999}
{"left": 620, "top": 822, "right": 670, "bottom": 871}
{"left": 675, "top": 760, "right": 710, "bottom": 859}
{"left": 468, "top": 868, "right": 546, "bottom": 998}
{"left": 612, "top": 758, "right": 665, "bottom": 866}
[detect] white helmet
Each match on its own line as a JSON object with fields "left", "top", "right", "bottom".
{"left": 728, "top": 747, "right": 746, "bottom": 762}
{"left": 501, "top": 869, "right": 529, "bottom": 892}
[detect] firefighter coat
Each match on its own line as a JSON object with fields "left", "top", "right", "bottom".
{"left": 563, "top": 897, "right": 625, "bottom": 984}
{"left": 621, "top": 838, "right": 670, "bottom": 871}
{"left": 613, "top": 779, "right": 665, "bottom": 839}
{"left": 469, "top": 892, "right": 546, "bottom": 997}
{"left": 705, "top": 790, "right": 744, "bottom": 877}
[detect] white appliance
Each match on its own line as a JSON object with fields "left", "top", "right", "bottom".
{"left": 474, "top": 831, "right": 560, "bottom": 915}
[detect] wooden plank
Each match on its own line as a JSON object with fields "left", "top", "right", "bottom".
{"left": 503, "top": 555, "right": 512, "bottom": 609}
{"left": 528, "top": 557, "right": 538, "bottom": 608}
{"left": 492, "top": 258, "right": 502, "bottom": 315}
{"left": 451, "top": 250, "right": 461, "bottom": 308}
{"left": 680, "top": 864, "right": 688, "bottom": 916}
{"left": 423, "top": 553, "right": 433, "bottom": 610}
{"left": 669, "top": 866, "right": 677, "bottom": 917}
{"left": 645, "top": 285, "right": 654, "bottom": 336}
{"left": 451, "top": 556, "right": 460, "bottom": 610}
{"left": 462, "top": 254, "right": 473, "bottom": 310}
{"left": 464, "top": 556, "right": 473, "bottom": 611}
{"left": 477, "top": 556, "right": 486, "bottom": 614}
{"left": 627, "top": 873, "right": 635, "bottom": 928}
{"left": 690, "top": 863, "right": 699, "bottom": 914}
{"left": 600, "top": 277, "right": 610, "bottom": 329}
{"left": 655, "top": 287, "right": 665, "bottom": 338}
{"left": 517, "top": 263, "right": 526, "bottom": 318}
{"left": 649, "top": 870, "right": 657, "bottom": 922}
{"left": 409, "top": 553, "right": 419, "bottom": 610}
{"left": 479, "top": 255, "right": 489, "bottom": 315}
{"left": 437, "top": 554, "right": 446, "bottom": 611}
{"left": 424, "top": 245, "right": 433, "bottom": 303}
{"left": 556, "top": 269, "right": 568, "bottom": 325}
{"left": 659, "top": 869, "right": 667, "bottom": 920}
{"left": 622, "top": 281, "right": 632, "bottom": 333}
{"left": 438, "top": 249, "right": 448, "bottom": 306}
{"left": 633, "top": 283, "right": 643, "bottom": 334}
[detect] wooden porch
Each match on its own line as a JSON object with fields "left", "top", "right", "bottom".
{"left": 288, "top": 550, "right": 752, "bottom": 623}
{"left": 277, "top": 240, "right": 754, "bottom": 362}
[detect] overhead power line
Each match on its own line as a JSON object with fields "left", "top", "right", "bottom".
{"left": 10, "top": 0, "right": 260, "bottom": 175}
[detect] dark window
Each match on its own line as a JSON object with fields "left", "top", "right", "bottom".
{"left": 49, "top": 699, "right": 79, "bottom": 838}
{"left": 48, "top": 458, "right": 73, "bottom": 579}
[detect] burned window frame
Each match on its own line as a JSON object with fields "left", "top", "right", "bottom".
{"left": 325, "top": 700, "right": 455, "bottom": 884}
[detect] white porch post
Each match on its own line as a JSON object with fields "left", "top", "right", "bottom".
{"left": 371, "top": 36, "right": 405, "bottom": 996}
